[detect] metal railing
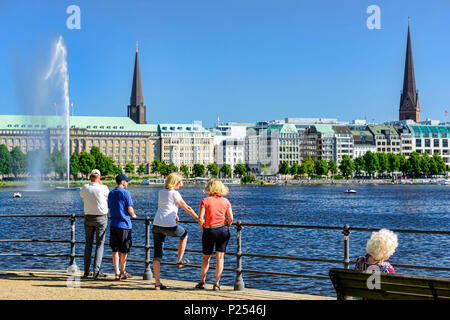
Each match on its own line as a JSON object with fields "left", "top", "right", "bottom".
{"left": 0, "top": 214, "right": 449, "bottom": 291}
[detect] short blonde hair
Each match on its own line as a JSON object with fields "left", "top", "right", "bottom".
{"left": 366, "top": 229, "right": 398, "bottom": 261}
{"left": 204, "top": 179, "right": 229, "bottom": 197}
{"left": 165, "top": 173, "right": 182, "bottom": 190}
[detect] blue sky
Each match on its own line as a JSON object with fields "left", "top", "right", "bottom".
{"left": 0, "top": 0, "right": 449, "bottom": 127}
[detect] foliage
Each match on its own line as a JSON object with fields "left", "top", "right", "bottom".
{"left": 125, "top": 162, "right": 135, "bottom": 174}
{"left": 193, "top": 163, "right": 205, "bottom": 177}
{"left": 233, "top": 163, "right": 247, "bottom": 177}
{"left": 10, "top": 147, "right": 27, "bottom": 177}
{"left": 220, "top": 164, "right": 232, "bottom": 178}
{"left": 278, "top": 162, "right": 290, "bottom": 175}
{"left": 339, "top": 155, "right": 355, "bottom": 178}
{"left": 207, "top": 163, "right": 219, "bottom": 177}
{"left": 180, "top": 164, "right": 190, "bottom": 177}
{"left": 314, "top": 158, "right": 328, "bottom": 176}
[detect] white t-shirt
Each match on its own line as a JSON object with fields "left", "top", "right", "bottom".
{"left": 80, "top": 182, "right": 110, "bottom": 215}
{"left": 153, "top": 189, "right": 183, "bottom": 227}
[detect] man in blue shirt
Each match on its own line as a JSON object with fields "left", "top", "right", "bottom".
{"left": 107, "top": 174, "right": 137, "bottom": 280}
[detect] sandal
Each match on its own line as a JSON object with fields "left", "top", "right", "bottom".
{"left": 155, "top": 283, "right": 167, "bottom": 290}
{"left": 176, "top": 258, "right": 190, "bottom": 268}
{"left": 115, "top": 274, "right": 121, "bottom": 281}
{"left": 195, "top": 282, "right": 205, "bottom": 289}
{"left": 212, "top": 284, "right": 221, "bottom": 291}
{"left": 120, "top": 272, "right": 133, "bottom": 279}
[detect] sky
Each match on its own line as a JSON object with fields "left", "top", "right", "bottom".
{"left": 0, "top": 0, "right": 449, "bottom": 128}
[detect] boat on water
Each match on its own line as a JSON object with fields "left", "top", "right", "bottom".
{"left": 13, "top": 192, "right": 22, "bottom": 198}
{"left": 344, "top": 189, "right": 357, "bottom": 194}
{"left": 195, "top": 177, "right": 210, "bottom": 184}
{"left": 55, "top": 187, "right": 82, "bottom": 191}
{"left": 440, "top": 179, "right": 450, "bottom": 186}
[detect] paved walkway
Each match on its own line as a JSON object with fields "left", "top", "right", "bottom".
{"left": 0, "top": 269, "right": 333, "bottom": 300}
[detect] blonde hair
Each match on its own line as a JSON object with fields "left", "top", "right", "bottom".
{"left": 204, "top": 179, "right": 229, "bottom": 197}
{"left": 366, "top": 229, "right": 398, "bottom": 261}
{"left": 165, "top": 173, "right": 183, "bottom": 190}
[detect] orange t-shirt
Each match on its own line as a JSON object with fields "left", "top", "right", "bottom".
{"left": 200, "top": 194, "right": 231, "bottom": 227}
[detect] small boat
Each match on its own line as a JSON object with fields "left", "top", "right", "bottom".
{"left": 344, "top": 189, "right": 357, "bottom": 194}
{"left": 13, "top": 192, "right": 22, "bottom": 198}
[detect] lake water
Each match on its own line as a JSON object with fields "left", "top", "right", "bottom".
{"left": 0, "top": 184, "right": 449, "bottom": 297}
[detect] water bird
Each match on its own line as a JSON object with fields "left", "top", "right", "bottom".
{"left": 13, "top": 192, "right": 22, "bottom": 198}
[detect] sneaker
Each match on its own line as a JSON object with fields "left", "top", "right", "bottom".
{"left": 93, "top": 272, "right": 107, "bottom": 279}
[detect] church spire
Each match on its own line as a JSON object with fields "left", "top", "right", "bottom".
{"left": 128, "top": 44, "right": 147, "bottom": 124}
{"left": 399, "top": 21, "right": 420, "bottom": 122}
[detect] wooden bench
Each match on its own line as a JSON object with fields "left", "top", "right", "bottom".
{"left": 329, "top": 268, "right": 450, "bottom": 300}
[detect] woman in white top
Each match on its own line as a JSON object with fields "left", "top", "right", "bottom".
{"left": 152, "top": 173, "right": 199, "bottom": 289}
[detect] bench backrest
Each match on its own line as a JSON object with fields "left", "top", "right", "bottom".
{"left": 329, "top": 268, "right": 450, "bottom": 300}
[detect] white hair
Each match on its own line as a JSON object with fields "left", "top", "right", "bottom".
{"left": 366, "top": 229, "right": 398, "bottom": 261}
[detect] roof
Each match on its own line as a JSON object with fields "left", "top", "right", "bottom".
{"left": 312, "top": 124, "right": 335, "bottom": 134}
{"left": 408, "top": 125, "right": 450, "bottom": 137}
{"left": 265, "top": 123, "right": 298, "bottom": 135}
{"left": 367, "top": 125, "right": 400, "bottom": 136}
{"left": 332, "top": 126, "right": 352, "bottom": 134}
{"left": 0, "top": 115, "right": 158, "bottom": 132}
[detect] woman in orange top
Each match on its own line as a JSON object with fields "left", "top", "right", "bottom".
{"left": 195, "top": 179, "right": 233, "bottom": 291}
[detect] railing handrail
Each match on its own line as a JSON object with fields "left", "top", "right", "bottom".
{"left": 1, "top": 214, "right": 449, "bottom": 235}
{"left": 0, "top": 213, "right": 449, "bottom": 294}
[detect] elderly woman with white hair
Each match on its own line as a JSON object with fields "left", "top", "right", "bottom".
{"left": 355, "top": 229, "right": 398, "bottom": 273}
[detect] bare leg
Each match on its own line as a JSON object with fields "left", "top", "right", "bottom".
{"left": 214, "top": 252, "right": 225, "bottom": 286}
{"left": 112, "top": 252, "right": 120, "bottom": 275}
{"left": 119, "top": 253, "right": 127, "bottom": 274}
{"left": 177, "top": 236, "right": 188, "bottom": 263}
{"left": 200, "top": 254, "right": 211, "bottom": 283}
{"left": 153, "top": 260, "right": 161, "bottom": 285}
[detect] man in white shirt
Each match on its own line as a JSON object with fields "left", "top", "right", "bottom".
{"left": 80, "top": 169, "right": 110, "bottom": 279}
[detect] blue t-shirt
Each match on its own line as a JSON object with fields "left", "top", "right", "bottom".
{"left": 108, "top": 187, "right": 134, "bottom": 229}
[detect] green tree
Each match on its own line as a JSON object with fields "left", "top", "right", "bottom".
{"left": 314, "top": 159, "right": 328, "bottom": 176}
{"left": 50, "top": 149, "right": 66, "bottom": 179}
{"left": 180, "top": 164, "right": 190, "bottom": 177}
{"left": 193, "top": 163, "right": 205, "bottom": 177}
{"left": 151, "top": 160, "right": 162, "bottom": 175}
{"left": 78, "top": 151, "right": 96, "bottom": 178}
{"left": 302, "top": 155, "right": 315, "bottom": 176}
{"left": 125, "top": 162, "right": 135, "bottom": 174}
{"left": 0, "top": 144, "right": 12, "bottom": 176}
{"left": 354, "top": 156, "right": 365, "bottom": 176}
{"left": 233, "top": 163, "right": 247, "bottom": 177}
{"left": 363, "top": 151, "right": 379, "bottom": 178}
{"left": 432, "top": 152, "right": 446, "bottom": 175}
{"left": 70, "top": 153, "right": 80, "bottom": 179}
{"left": 375, "top": 152, "right": 390, "bottom": 177}
{"left": 167, "top": 163, "right": 178, "bottom": 174}
{"left": 207, "top": 163, "right": 219, "bottom": 177}
{"left": 327, "top": 159, "right": 337, "bottom": 177}
{"left": 138, "top": 164, "right": 146, "bottom": 175}
{"left": 421, "top": 152, "right": 432, "bottom": 177}
{"left": 290, "top": 162, "right": 300, "bottom": 176}
{"left": 387, "top": 153, "right": 400, "bottom": 177}
{"left": 278, "top": 162, "right": 290, "bottom": 175}
{"left": 339, "top": 155, "right": 355, "bottom": 178}
{"left": 398, "top": 154, "right": 411, "bottom": 177}
{"left": 408, "top": 152, "right": 422, "bottom": 177}
{"left": 10, "top": 147, "right": 26, "bottom": 178}
{"left": 220, "top": 164, "right": 232, "bottom": 178}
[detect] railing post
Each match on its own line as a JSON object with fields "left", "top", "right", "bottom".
{"left": 142, "top": 216, "right": 153, "bottom": 280}
{"left": 233, "top": 220, "right": 245, "bottom": 291}
{"left": 69, "top": 213, "right": 77, "bottom": 268}
{"left": 342, "top": 225, "right": 350, "bottom": 270}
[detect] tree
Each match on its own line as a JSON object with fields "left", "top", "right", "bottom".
{"left": 376, "top": 152, "right": 390, "bottom": 177}
{"left": 151, "top": 160, "right": 162, "bottom": 175}
{"left": 408, "top": 152, "right": 422, "bottom": 177}
{"left": 193, "top": 163, "right": 205, "bottom": 177}
{"left": 70, "top": 153, "right": 80, "bottom": 179}
{"left": 167, "top": 163, "right": 178, "bottom": 174}
{"left": 387, "top": 153, "right": 400, "bottom": 177}
{"left": 420, "top": 152, "right": 432, "bottom": 177}
{"left": 180, "top": 164, "right": 190, "bottom": 177}
{"left": 233, "top": 163, "right": 247, "bottom": 177}
{"left": 125, "top": 162, "right": 135, "bottom": 174}
{"left": 354, "top": 156, "right": 365, "bottom": 176}
{"left": 138, "top": 164, "right": 146, "bottom": 175}
{"left": 10, "top": 147, "right": 26, "bottom": 178}
{"left": 339, "top": 155, "right": 355, "bottom": 178}
{"left": 220, "top": 164, "right": 232, "bottom": 178}
{"left": 302, "top": 155, "right": 315, "bottom": 176}
{"left": 0, "top": 144, "right": 12, "bottom": 176}
{"left": 314, "top": 159, "right": 328, "bottom": 176}
{"left": 327, "top": 159, "right": 337, "bottom": 177}
{"left": 50, "top": 149, "right": 66, "bottom": 179}
{"left": 432, "top": 152, "right": 446, "bottom": 175}
{"left": 363, "top": 151, "right": 379, "bottom": 178}
{"left": 278, "top": 162, "right": 290, "bottom": 175}
{"left": 78, "top": 151, "right": 96, "bottom": 178}
{"left": 159, "top": 162, "right": 169, "bottom": 177}
{"left": 207, "top": 163, "right": 219, "bottom": 177}
{"left": 290, "top": 162, "right": 300, "bottom": 176}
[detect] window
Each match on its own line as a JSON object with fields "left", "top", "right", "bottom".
{"left": 416, "top": 139, "right": 421, "bottom": 147}
{"left": 425, "top": 139, "right": 430, "bottom": 148}
{"left": 434, "top": 139, "right": 440, "bottom": 148}
{"left": 443, "top": 139, "right": 448, "bottom": 148}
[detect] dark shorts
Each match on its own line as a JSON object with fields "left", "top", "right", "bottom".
{"left": 110, "top": 227, "right": 132, "bottom": 253}
{"left": 202, "top": 225, "right": 230, "bottom": 255}
{"left": 152, "top": 225, "right": 188, "bottom": 261}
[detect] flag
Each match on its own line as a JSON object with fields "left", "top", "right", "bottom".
{"left": 71, "top": 102, "right": 74, "bottom": 108}
{"left": 53, "top": 102, "right": 56, "bottom": 107}
{"left": 446, "top": 110, "right": 448, "bottom": 117}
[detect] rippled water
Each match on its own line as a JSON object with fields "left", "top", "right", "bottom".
{"left": 0, "top": 184, "right": 449, "bottom": 297}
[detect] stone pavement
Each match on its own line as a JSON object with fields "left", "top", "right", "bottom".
{"left": 0, "top": 269, "right": 334, "bottom": 300}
